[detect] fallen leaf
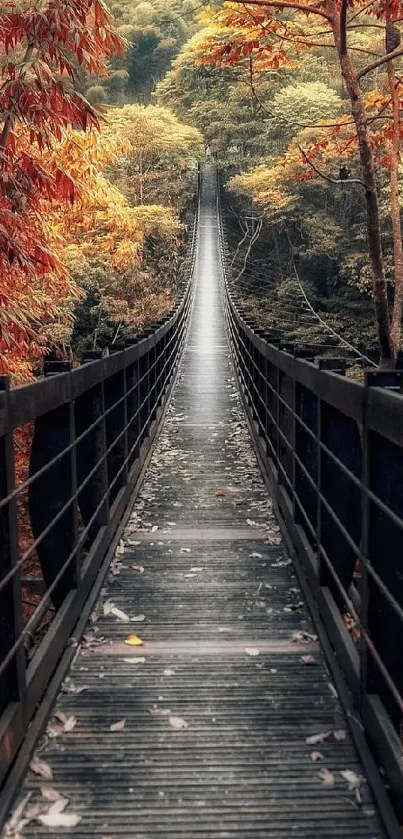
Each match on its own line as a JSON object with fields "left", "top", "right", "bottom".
{"left": 40, "top": 788, "right": 66, "bottom": 803}
{"left": 169, "top": 716, "right": 188, "bottom": 730}
{"left": 245, "top": 647, "right": 260, "bottom": 656}
{"left": 180, "top": 548, "right": 191, "bottom": 554}
{"left": 131, "top": 614, "right": 146, "bottom": 622}
{"left": 53, "top": 710, "right": 68, "bottom": 724}
{"left": 319, "top": 768, "right": 335, "bottom": 786}
{"left": 249, "top": 552, "right": 262, "bottom": 559}
{"left": 164, "top": 668, "right": 174, "bottom": 676}
{"left": 48, "top": 798, "right": 69, "bottom": 815}
{"left": 292, "top": 631, "right": 317, "bottom": 643}
{"left": 215, "top": 490, "right": 225, "bottom": 497}
{"left": 29, "top": 757, "right": 53, "bottom": 780}
{"left": 63, "top": 716, "right": 77, "bottom": 733}
{"left": 122, "top": 657, "right": 146, "bottom": 664}
{"left": 327, "top": 682, "right": 338, "bottom": 699}
{"left": 300, "top": 655, "right": 316, "bottom": 665}
{"left": 333, "top": 729, "right": 346, "bottom": 741}
{"left": 132, "top": 564, "right": 145, "bottom": 573}
{"left": 110, "top": 719, "right": 126, "bottom": 731}
{"left": 306, "top": 731, "right": 332, "bottom": 745}
{"left": 310, "top": 751, "right": 324, "bottom": 762}
{"left": 124, "top": 635, "right": 144, "bottom": 646}
{"left": 47, "top": 720, "right": 64, "bottom": 739}
{"left": 103, "top": 601, "right": 130, "bottom": 622}
{"left": 37, "top": 813, "right": 81, "bottom": 828}
{"left": 341, "top": 769, "right": 363, "bottom": 803}
{"left": 151, "top": 525, "right": 159, "bottom": 532}
{"left": 23, "top": 804, "right": 48, "bottom": 820}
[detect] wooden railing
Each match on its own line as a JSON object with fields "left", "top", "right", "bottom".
{"left": 218, "top": 176, "right": 403, "bottom": 825}
{"left": 0, "top": 179, "right": 198, "bottom": 819}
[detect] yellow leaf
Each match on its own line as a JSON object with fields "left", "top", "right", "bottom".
{"left": 124, "top": 635, "right": 144, "bottom": 646}
{"left": 215, "top": 490, "right": 225, "bottom": 497}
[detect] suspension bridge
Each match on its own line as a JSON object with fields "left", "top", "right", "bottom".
{"left": 0, "top": 165, "right": 402, "bottom": 838}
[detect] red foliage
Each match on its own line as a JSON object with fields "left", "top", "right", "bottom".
{"left": 0, "top": 1, "right": 124, "bottom": 376}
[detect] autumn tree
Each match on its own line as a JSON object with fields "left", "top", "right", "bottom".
{"left": 199, "top": 1, "right": 403, "bottom": 366}
{"left": 62, "top": 104, "right": 202, "bottom": 354}
{"left": 0, "top": 0, "right": 124, "bottom": 376}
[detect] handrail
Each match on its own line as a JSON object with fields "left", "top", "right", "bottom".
{"left": 0, "top": 166, "right": 199, "bottom": 814}
{"left": 217, "top": 168, "right": 403, "bottom": 827}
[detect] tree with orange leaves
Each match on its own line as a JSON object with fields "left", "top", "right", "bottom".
{"left": 199, "top": 1, "right": 403, "bottom": 366}
{"left": 0, "top": 0, "right": 124, "bottom": 376}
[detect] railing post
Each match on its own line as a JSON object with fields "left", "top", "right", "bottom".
{"left": 104, "top": 347, "right": 128, "bottom": 505}
{"left": 317, "top": 360, "right": 361, "bottom": 611}
{"left": 138, "top": 339, "right": 150, "bottom": 445}
{"left": 0, "top": 377, "right": 26, "bottom": 709}
{"left": 28, "top": 361, "right": 78, "bottom": 610}
{"left": 294, "top": 380, "right": 318, "bottom": 545}
{"left": 125, "top": 341, "right": 140, "bottom": 472}
{"left": 75, "top": 351, "right": 109, "bottom": 544}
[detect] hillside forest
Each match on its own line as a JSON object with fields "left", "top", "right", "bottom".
{"left": 3, "top": 0, "right": 403, "bottom": 377}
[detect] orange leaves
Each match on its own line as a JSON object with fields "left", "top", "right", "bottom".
{"left": 0, "top": 0, "right": 124, "bottom": 376}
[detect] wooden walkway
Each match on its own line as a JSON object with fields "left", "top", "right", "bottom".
{"left": 20, "top": 166, "right": 385, "bottom": 838}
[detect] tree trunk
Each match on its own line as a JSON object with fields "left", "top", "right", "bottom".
{"left": 386, "top": 9, "right": 403, "bottom": 353}
{"left": 332, "top": 6, "right": 394, "bottom": 367}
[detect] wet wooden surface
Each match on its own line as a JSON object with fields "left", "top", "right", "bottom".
{"left": 18, "top": 166, "right": 385, "bottom": 838}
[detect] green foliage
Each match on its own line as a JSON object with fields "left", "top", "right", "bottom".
{"left": 83, "top": 0, "right": 201, "bottom": 105}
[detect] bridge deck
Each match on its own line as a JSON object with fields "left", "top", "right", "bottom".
{"left": 21, "top": 166, "right": 384, "bottom": 838}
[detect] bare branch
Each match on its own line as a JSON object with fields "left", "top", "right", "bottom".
{"left": 357, "top": 44, "right": 403, "bottom": 79}
{"left": 296, "top": 144, "right": 366, "bottom": 189}
{"left": 231, "top": 0, "right": 333, "bottom": 21}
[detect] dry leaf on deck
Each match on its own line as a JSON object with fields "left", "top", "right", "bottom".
{"left": 215, "top": 490, "right": 225, "bottom": 497}
{"left": 306, "top": 731, "right": 332, "bottom": 745}
{"left": 340, "top": 769, "right": 363, "bottom": 800}
{"left": 333, "top": 729, "right": 346, "bottom": 741}
{"left": 29, "top": 757, "right": 53, "bottom": 780}
{"left": 110, "top": 719, "right": 126, "bottom": 731}
{"left": 40, "top": 788, "right": 66, "bottom": 803}
{"left": 169, "top": 716, "right": 188, "bottom": 730}
{"left": 300, "top": 655, "right": 316, "bottom": 665}
{"left": 310, "top": 751, "right": 324, "bottom": 762}
{"left": 37, "top": 813, "right": 81, "bottom": 828}
{"left": 319, "top": 768, "right": 335, "bottom": 786}
{"left": 245, "top": 647, "right": 260, "bottom": 657}
{"left": 47, "top": 798, "right": 69, "bottom": 815}
{"left": 124, "top": 634, "right": 144, "bottom": 646}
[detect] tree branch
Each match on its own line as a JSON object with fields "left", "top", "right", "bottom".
{"left": 296, "top": 144, "right": 366, "bottom": 188}
{"left": 357, "top": 44, "right": 403, "bottom": 79}
{"left": 232, "top": 0, "right": 332, "bottom": 21}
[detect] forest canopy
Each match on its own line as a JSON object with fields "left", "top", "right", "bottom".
{"left": 2, "top": 0, "right": 403, "bottom": 373}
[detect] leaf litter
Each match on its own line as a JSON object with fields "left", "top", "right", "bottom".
{"left": 169, "top": 715, "right": 188, "bottom": 730}
{"left": 29, "top": 757, "right": 53, "bottom": 780}
{"left": 340, "top": 769, "right": 364, "bottom": 803}
{"left": 319, "top": 768, "right": 335, "bottom": 786}
{"left": 4, "top": 785, "right": 81, "bottom": 836}
{"left": 110, "top": 719, "right": 126, "bottom": 731}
